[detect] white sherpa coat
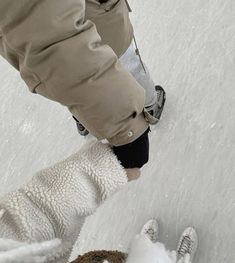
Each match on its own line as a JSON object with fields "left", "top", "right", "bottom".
{"left": 0, "top": 141, "right": 127, "bottom": 263}
{"left": 70, "top": 234, "right": 178, "bottom": 263}
{"left": 0, "top": 140, "right": 186, "bottom": 263}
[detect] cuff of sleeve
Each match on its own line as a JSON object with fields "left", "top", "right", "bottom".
{"left": 107, "top": 113, "right": 149, "bottom": 146}
{"left": 112, "top": 127, "right": 150, "bottom": 168}
{"left": 78, "top": 141, "right": 128, "bottom": 200}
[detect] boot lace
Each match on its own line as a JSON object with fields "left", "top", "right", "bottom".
{"left": 177, "top": 235, "right": 193, "bottom": 257}
{"left": 143, "top": 228, "right": 156, "bottom": 241}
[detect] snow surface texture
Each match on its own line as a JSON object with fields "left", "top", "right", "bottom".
{"left": 0, "top": 0, "right": 234, "bottom": 262}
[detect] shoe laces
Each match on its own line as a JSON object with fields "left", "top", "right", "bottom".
{"left": 177, "top": 235, "right": 194, "bottom": 257}
{"left": 143, "top": 228, "right": 156, "bottom": 241}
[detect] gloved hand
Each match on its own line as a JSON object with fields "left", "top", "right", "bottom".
{"left": 112, "top": 127, "right": 150, "bottom": 168}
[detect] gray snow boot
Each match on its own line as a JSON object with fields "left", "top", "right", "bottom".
{"left": 73, "top": 116, "right": 89, "bottom": 136}
{"left": 177, "top": 227, "right": 198, "bottom": 263}
{"left": 145, "top": 85, "right": 166, "bottom": 123}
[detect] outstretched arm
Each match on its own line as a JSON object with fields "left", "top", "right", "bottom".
{"left": 0, "top": 0, "right": 148, "bottom": 146}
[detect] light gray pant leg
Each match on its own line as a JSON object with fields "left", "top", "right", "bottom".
{"left": 119, "top": 42, "right": 157, "bottom": 107}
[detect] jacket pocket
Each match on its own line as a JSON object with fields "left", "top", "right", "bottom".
{"left": 93, "top": 0, "right": 131, "bottom": 12}
{"left": 100, "top": 0, "right": 121, "bottom": 11}
{"left": 99, "top": 0, "right": 132, "bottom": 12}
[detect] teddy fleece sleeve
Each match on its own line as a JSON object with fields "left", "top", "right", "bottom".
{"left": 0, "top": 141, "right": 128, "bottom": 262}
{"left": 0, "top": 0, "right": 148, "bottom": 146}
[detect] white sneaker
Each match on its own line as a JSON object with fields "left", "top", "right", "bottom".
{"left": 177, "top": 227, "right": 198, "bottom": 263}
{"left": 145, "top": 86, "right": 166, "bottom": 121}
{"left": 140, "top": 219, "right": 159, "bottom": 243}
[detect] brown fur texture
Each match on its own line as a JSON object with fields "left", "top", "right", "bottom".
{"left": 70, "top": 250, "right": 127, "bottom": 263}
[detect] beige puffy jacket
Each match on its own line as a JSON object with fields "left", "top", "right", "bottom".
{"left": 0, "top": 0, "right": 148, "bottom": 146}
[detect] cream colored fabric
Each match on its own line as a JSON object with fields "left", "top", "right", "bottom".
{"left": 0, "top": 238, "right": 62, "bottom": 263}
{"left": 0, "top": 141, "right": 127, "bottom": 263}
{"left": 0, "top": 0, "right": 148, "bottom": 146}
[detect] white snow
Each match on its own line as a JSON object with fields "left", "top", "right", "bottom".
{"left": 0, "top": 0, "right": 235, "bottom": 262}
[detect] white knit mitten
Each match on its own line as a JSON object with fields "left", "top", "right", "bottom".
{"left": 0, "top": 238, "right": 62, "bottom": 263}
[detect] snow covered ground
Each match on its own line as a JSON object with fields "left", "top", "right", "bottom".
{"left": 0, "top": 0, "right": 234, "bottom": 262}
